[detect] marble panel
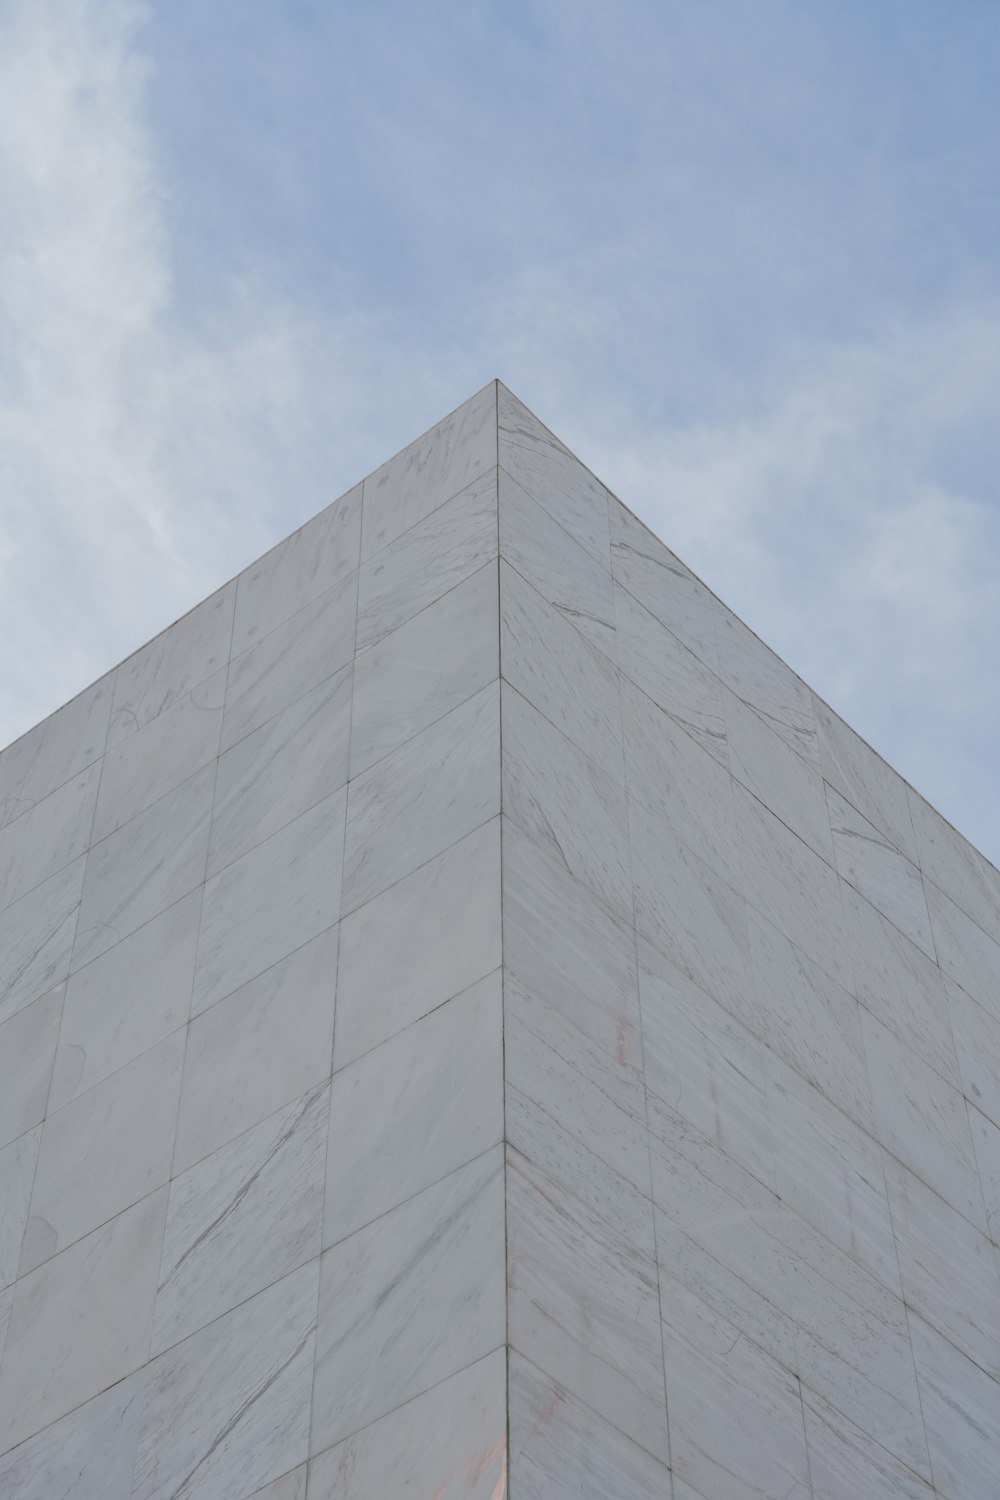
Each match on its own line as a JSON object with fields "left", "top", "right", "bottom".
{"left": 108, "top": 582, "right": 235, "bottom": 748}
{"left": 500, "top": 560, "right": 623, "bottom": 782}
{"left": 609, "top": 495, "right": 719, "bottom": 669}
{"left": 615, "top": 582, "right": 728, "bottom": 769}
{"left": 502, "top": 683, "right": 631, "bottom": 920}
{"left": 350, "top": 561, "right": 498, "bottom": 776}
{"left": 908, "top": 782, "right": 1000, "bottom": 945}
{"left": 883, "top": 1152, "right": 1000, "bottom": 1377}
{"left": 250, "top": 1468, "right": 306, "bottom": 1500}
{"left": 735, "top": 783, "right": 851, "bottom": 989}
{"left": 175, "top": 926, "right": 337, "bottom": 1173}
{"left": 0, "top": 1189, "right": 166, "bottom": 1455}
{"left": 724, "top": 686, "right": 833, "bottom": 861}
{"left": 311, "top": 1146, "right": 505, "bottom": 1452}
{"left": 0, "top": 762, "right": 99, "bottom": 913}
{"left": 801, "top": 1385, "right": 934, "bottom": 1500}
{"left": 308, "top": 1349, "right": 506, "bottom": 1500}
{"left": 861, "top": 1010, "right": 987, "bottom": 1233}
{"left": 342, "top": 680, "right": 499, "bottom": 913}
{"left": 909, "top": 1313, "right": 1000, "bottom": 1499}
{"left": 969, "top": 1105, "right": 1000, "bottom": 1243}
{"left": 828, "top": 785, "right": 934, "bottom": 955}
{"left": 209, "top": 666, "right": 352, "bottom": 877}
{"left": 222, "top": 570, "right": 357, "bottom": 751}
{"left": 49, "top": 890, "right": 200, "bottom": 1111}
{"left": 0, "top": 1125, "right": 40, "bottom": 1289}
{"left": 232, "top": 484, "right": 361, "bottom": 657}
{"left": 0, "top": 856, "right": 84, "bottom": 1025}
{"left": 334, "top": 818, "right": 500, "bottom": 1068}
{"left": 21, "top": 1031, "right": 185, "bottom": 1272}
{"left": 500, "top": 467, "right": 616, "bottom": 656}
{"left": 73, "top": 765, "right": 215, "bottom": 970}
{"left": 630, "top": 807, "right": 750, "bottom": 1014}
{"left": 506, "top": 1147, "right": 669, "bottom": 1463}
{"left": 813, "top": 693, "right": 917, "bottom": 861}
{"left": 324, "top": 971, "right": 502, "bottom": 1246}
{"left": 622, "top": 676, "right": 739, "bottom": 881}
{"left": 508, "top": 1350, "right": 671, "bottom": 1500}
{"left": 660, "top": 1271, "right": 810, "bottom": 1500}
{"left": 152, "top": 1083, "right": 327, "bottom": 1354}
{"left": 0, "top": 987, "right": 62, "bottom": 1149}
{"left": 134, "top": 1261, "right": 317, "bottom": 1500}
{"left": 0, "top": 1370, "right": 146, "bottom": 1500}
{"left": 357, "top": 467, "right": 497, "bottom": 652}
{"left": 925, "top": 875, "right": 1000, "bottom": 1026}
{"left": 844, "top": 881, "right": 960, "bottom": 1089}
{"left": 0, "top": 671, "right": 113, "bottom": 830}
{"left": 498, "top": 383, "right": 611, "bottom": 567}
{"left": 361, "top": 383, "right": 496, "bottom": 561}
{"left": 193, "top": 787, "right": 346, "bottom": 1016}
{"left": 947, "top": 977, "right": 1000, "bottom": 1126}
{"left": 93, "top": 671, "right": 224, "bottom": 842}
{"left": 715, "top": 609, "right": 820, "bottom": 770}
{"left": 0, "top": 1284, "right": 11, "bottom": 1370}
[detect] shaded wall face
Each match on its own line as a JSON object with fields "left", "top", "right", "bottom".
{"left": 0, "top": 382, "right": 508, "bottom": 1499}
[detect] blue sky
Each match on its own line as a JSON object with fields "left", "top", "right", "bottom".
{"left": 2, "top": 0, "right": 1000, "bottom": 861}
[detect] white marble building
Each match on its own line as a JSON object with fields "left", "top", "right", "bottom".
{"left": 0, "top": 382, "right": 998, "bottom": 1497}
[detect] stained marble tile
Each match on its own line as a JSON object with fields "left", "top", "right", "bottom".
{"left": 0, "top": 856, "right": 84, "bottom": 1025}
{"left": 506, "top": 1147, "right": 669, "bottom": 1462}
{"left": 813, "top": 693, "right": 917, "bottom": 862}
{"left": 801, "top": 1385, "right": 934, "bottom": 1500}
{"left": 724, "top": 686, "right": 833, "bottom": 862}
{"left": 232, "top": 484, "right": 361, "bottom": 657}
{"left": 0, "top": 1126, "right": 41, "bottom": 1289}
{"left": 209, "top": 667, "right": 352, "bottom": 877}
{"left": 0, "top": 671, "right": 113, "bottom": 831}
{"left": 947, "top": 977, "right": 1000, "bottom": 1126}
{"left": 350, "top": 561, "right": 498, "bottom": 776}
{"left": 622, "top": 676, "right": 738, "bottom": 880}
{"left": 615, "top": 583, "right": 728, "bottom": 770}
{"left": 715, "top": 608, "right": 819, "bottom": 769}
{"left": 0, "top": 762, "right": 99, "bottom": 913}
{"left": 0, "top": 987, "right": 62, "bottom": 1149}
{"left": 325, "top": 972, "right": 502, "bottom": 1246}
{"left": 500, "top": 467, "right": 616, "bottom": 656}
{"left": 631, "top": 806, "right": 750, "bottom": 1015}
{"left": 361, "top": 382, "right": 496, "bottom": 561}
{"left": 193, "top": 788, "right": 346, "bottom": 1016}
{"left": 21, "top": 1031, "right": 185, "bottom": 1273}
{"left": 152, "top": 1084, "right": 328, "bottom": 1354}
{"left": 334, "top": 819, "right": 501, "bottom": 1068}
{"left": 311, "top": 1146, "right": 505, "bottom": 1452}
{"left": 175, "top": 926, "right": 337, "bottom": 1174}
{"left": 508, "top": 1350, "right": 671, "bottom": 1500}
{"left": 843, "top": 882, "right": 960, "bottom": 1090}
{"left": 73, "top": 765, "right": 215, "bottom": 971}
{"left": 609, "top": 496, "right": 719, "bottom": 670}
{"left": 342, "top": 681, "right": 499, "bottom": 914}
{"left": 0, "top": 1188, "right": 167, "bottom": 1455}
{"left": 357, "top": 467, "right": 498, "bottom": 652}
{"left": 968, "top": 1105, "right": 1000, "bottom": 1244}
{"left": 49, "top": 890, "right": 200, "bottom": 1112}
{"left": 736, "top": 783, "right": 851, "bottom": 990}
{"left": 498, "top": 383, "right": 611, "bottom": 567}
{"left": 503, "top": 684, "right": 631, "bottom": 920}
{"left": 660, "top": 1271, "right": 811, "bottom": 1500}
{"left": 0, "top": 1369, "right": 146, "bottom": 1500}
{"left": 308, "top": 1349, "right": 506, "bottom": 1500}
{"left": 501, "top": 560, "right": 624, "bottom": 782}
{"left": 861, "top": 1010, "right": 987, "bottom": 1234}
{"left": 909, "top": 1312, "right": 1000, "bottom": 1499}
{"left": 883, "top": 1152, "right": 1000, "bottom": 1377}
{"left": 108, "top": 581, "right": 235, "bottom": 749}
{"left": 93, "top": 673, "right": 224, "bottom": 843}
{"left": 828, "top": 786, "right": 934, "bottom": 955}
{"left": 134, "top": 1261, "right": 317, "bottom": 1500}
{"left": 908, "top": 782, "right": 1000, "bottom": 946}
{"left": 223, "top": 570, "right": 357, "bottom": 752}
{"left": 925, "top": 875, "right": 1000, "bottom": 1026}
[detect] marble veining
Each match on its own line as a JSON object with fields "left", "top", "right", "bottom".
{"left": 0, "top": 762, "right": 99, "bottom": 914}
{"left": 0, "top": 1126, "right": 41, "bottom": 1290}
{"left": 0, "top": 856, "right": 84, "bottom": 1025}
{"left": 0, "top": 1369, "right": 146, "bottom": 1500}
{"left": 0, "top": 672, "right": 113, "bottom": 832}
{"left": 609, "top": 496, "right": 719, "bottom": 671}
{"left": 828, "top": 785, "right": 935, "bottom": 956}
{"left": 0, "top": 987, "right": 63, "bottom": 1150}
